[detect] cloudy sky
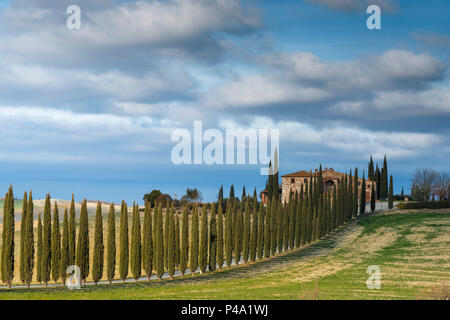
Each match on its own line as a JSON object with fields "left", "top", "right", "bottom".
{"left": 0, "top": 0, "right": 448, "bottom": 203}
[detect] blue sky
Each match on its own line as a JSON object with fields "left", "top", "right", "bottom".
{"left": 0, "top": 0, "right": 449, "bottom": 203}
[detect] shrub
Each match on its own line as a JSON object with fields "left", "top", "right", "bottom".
{"left": 397, "top": 200, "right": 450, "bottom": 210}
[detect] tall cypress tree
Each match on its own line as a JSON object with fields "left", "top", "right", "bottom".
{"left": 190, "top": 205, "right": 199, "bottom": 275}
{"left": 36, "top": 213, "right": 42, "bottom": 283}
{"left": 175, "top": 215, "right": 180, "bottom": 269}
{"left": 375, "top": 164, "right": 381, "bottom": 200}
{"left": 20, "top": 191, "right": 27, "bottom": 284}
{"left": 2, "top": 186, "right": 15, "bottom": 288}
{"left": 270, "top": 198, "right": 277, "bottom": 256}
{"left": 107, "top": 203, "right": 116, "bottom": 284}
{"left": 60, "top": 208, "right": 69, "bottom": 286}
{"left": 388, "top": 175, "right": 394, "bottom": 209}
{"left": 359, "top": 172, "right": 366, "bottom": 216}
{"left": 277, "top": 203, "right": 284, "bottom": 253}
{"left": 199, "top": 206, "right": 208, "bottom": 274}
{"left": 131, "top": 203, "right": 142, "bottom": 281}
{"left": 263, "top": 202, "right": 271, "bottom": 258}
{"left": 242, "top": 199, "right": 251, "bottom": 263}
{"left": 353, "top": 168, "right": 359, "bottom": 218}
{"left": 51, "top": 202, "right": 61, "bottom": 284}
{"left": 167, "top": 208, "right": 175, "bottom": 279}
{"left": 164, "top": 204, "right": 170, "bottom": 270}
{"left": 119, "top": 201, "right": 129, "bottom": 283}
{"left": 225, "top": 202, "right": 233, "bottom": 267}
{"left": 209, "top": 204, "right": 217, "bottom": 271}
{"left": 76, "top": 199, "right": 89, "bottom": 283}
{"left": 143, "top": 201, "right": 153, "bottom": 281}
{"left": 1, "top": 190, "right": 9, "bottom": 285}
{"left": 92, "top": 201, "right": 104, "bottom": 284}
{"left": 41, "top": 193, "right": 51, "bottom": 287}
{"left": 370, "top": 183, "right": 376, "bottom": 213}
{"left": 249, "top": 200, "right": 258, "bottom": 262}
{"left": 267, "top": 161, "right": 273, "bottom": 201}
{"left": 229, "top": 185, "right": 235, "bottom": 201}
{"left": 24, "top": 191, "right": 34, "bottom": 287}
{"left": 156, "top": 205, "right": 164, "bottom": 280}
{"left": 300, "top": 188, "right": 308, "bottom": 246}
{"left": 368, "top": 156, "right": 374, "bottom": 181}
{"left": 295, "top": 185, "right": 303, "bottom": 247}
{"left": 68, "top": 193, "right": 76, "bottom": 266}
{"left": 216, "top": 203, "right": 224, "bottom": 269}
{"left": 218, "top": 185, "right": 224, "bottom": 202}
{"left": 381, "top": 155, "right": 388, "bottom": 200}
{"left": 179, "top": 206, "right": 189, "bottom": 276}
{"left": 257, "top": 205, "right": 264, "bottom": 260}
{"left": 234, "top": 209, "right": 242, "bottom": 265}
{"left": 332, "top": 186, "right": 337, "bottom": 231}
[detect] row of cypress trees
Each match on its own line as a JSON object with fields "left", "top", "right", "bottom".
{"left": 1, "top": 168, "right": 373, "bottom": 287}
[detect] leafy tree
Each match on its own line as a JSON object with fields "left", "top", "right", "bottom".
{"left": 182, "top": 188, "right": 203, "bottom": 204}
{"left": 60, "top": 208, "right": 69, "bottom": 286}
{"left": 42, "top": 193, "right": 52, "bottom": 287}
{"left": 142, "top": 201, "right": 153, "bottom": 281}
{"left": 190, "top": 205, "right": 199, "bottom": 275}
{"left": 92, "top": 201, "right": 104, "bottom": 284}
{"left": 68, "top": 194, "right": 76, "bottom": 266}
{"left": 76, "top": 199, "right": 90, "bottom": 283}
{"left": 107, "top": 203, "right": 116, "bottom": 284}
{"left": 143, "top": 190, "right": 162, "bottom": 207}
{"left": 51, "top": 202, "right": 61, "bottom": 283}
{"left": 119, "top": 201, "right": 129, "bottom": 283}
{"left": 199, "top": 206, "right": 208, "bottom": 273}
{"left": 179, "top": 206, "right": 189, "bottom": 276}
{"left": 388, "top": 175, "right": 394, "bottom": 209}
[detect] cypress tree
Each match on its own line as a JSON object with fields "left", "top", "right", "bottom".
{"left": 388, "top": 175, "right": 394, "bottom": 209}
{"left": 68, "top": 193, "right": 76, "bottom": 266}
{"left": 119, "top": 201, "right": 129, "bottom": 283}
{"left": 289, "top": 197, "right": 296, "bottom": 249}
{"left": 175, "top": 216, "right": 180, "bottom": 269}
{"left": 143, "top": 201, "right": 153, "bottom": 280}
{"left": 209, "top": 204, "right": 217, "bottom": 272}
{"left": 368, "top": 156, "right": 374, "bottom": 181}
{"left": 166, "top": 207, "right": 175, "bottom": 279}
{"left": 2, "top": 186, "right": 15, "bottom": 288}
{"left": 76, "top": 199, "right": 89, "bottom": 283}
{"left": 164, "top": 204, "right": 170, "bottom": 270}
{"left": 359, "top": 172, "right": 366, "bottom": 216}
{"left": 381, "top": 155, "right": 388, "bottom": 200}
{"left": 156, "top": 204, "right": 164, "bottom": 280}
{"left": 375, "top": 164, "right": 381, "bottom": 200}
{"left": 92, "top": 201, "right": 104, "bottom": 284}
{"left": 233, "top": 209, "right": 242, "bottom": 265}
{"left": 20, "top": 191, "right": 27, "bottom": 284}
{"left": 229, "top": 185, "right": 235, "bottom": 201}
{"left": 36, "top": 213, "right": 42, "bottom": 283}
{"left": 199, "top": 206, "right": 208, "bottom": 274}
{"left": 263, "top": 203, "right": 271, "bottom": 258}
{"left": 242, "top": 186, "right": 246, "bottom": 204}
{"left": 107, "top": 203, "right": 116, "bottom": 284}
{"left": 24, "top": 191, "right": 34, "bottom": 287}
{"left": 332, "top": 186, "right": 337, "bottom": 231}
{"left": 190, "top": 205, "right": 199, "bottom": 275}
{"left": 371, "top": 183, "right": 376, "bottom": 213}
{"left": 267, "top": 161, "right": 273, "bottom": 201}
{"left": 348, "top": 171, "right": 353, "bottom": 219}
{"left": 353, "top": 168, "right": 359, "bottom": 218}
{"left": 294, "top": 185, "right": 303, "bottom": 248}
{"left": 1, "top": 190, "right": 9, "bottom": 285}
{"left": 277, "top": 203, "right": 284, "bottom": 253}
{"left": 300, "top": 189, "right": 308, "bottom": 246}
{"left": 131, "top": 203, "right": 142, "bottom": 281}
{"left": 242, "top": 199, "right": 250, "bottom": 263}
{"left": 249, "top": 200, "right": 258, "bottom": 262}
{"left": 257, "top": 205, "right": 264, "bottom": 260}
{"left": 225, "top": 202, "right": 233, "bottom": 267}
{"left": 218, "top": 185, "right": 224, "bottom": 202}
{"left": 216, "top": 203, "right": 224, "bottom": 269}
{"left": 270, "top": 198, "right": 277, "bottom": 255}
{"left": 179, "top": 206, "right": 188, "bottom": 276}
{"left": 51, "top": 202, "right": 61, "bottom": 284}
{"left": 41, "top": 193, "right": 51, "bottom": 287}
{"left": 60, "top": 208, "right": 69, "bottom": 286}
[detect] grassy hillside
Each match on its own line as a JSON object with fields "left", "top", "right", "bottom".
{"left": 2, "top": 210, "right": 449, "bottom": 300}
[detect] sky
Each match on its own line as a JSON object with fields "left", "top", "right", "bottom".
{"left": 0, "top": 0, "right": 449, "bottom": 204}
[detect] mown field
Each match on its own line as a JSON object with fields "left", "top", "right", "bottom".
{"left": 1, "top": 210, "right": 449, "bottom": 300}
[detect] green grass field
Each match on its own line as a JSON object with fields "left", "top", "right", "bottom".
{"left": 1, "top": 210, "right": 449, "bottom": 300}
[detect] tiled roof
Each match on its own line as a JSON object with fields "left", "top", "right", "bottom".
{"left": 282, "top": 170, "right": 312, "bottom": 178}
